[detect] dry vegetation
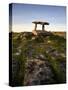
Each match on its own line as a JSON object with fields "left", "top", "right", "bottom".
{"left": 10, "top": 31, "right": 66, "bottom": 86}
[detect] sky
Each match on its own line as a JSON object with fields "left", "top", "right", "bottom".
{"left": 11, "top": 3, "right": 66, "bottom": 32}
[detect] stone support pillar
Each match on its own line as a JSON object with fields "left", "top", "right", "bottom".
{"left": 42, "top": 24, "right": 45, "bottom": 31}
{"left": 35, "top": 23, "right": 37, "bottom": 31}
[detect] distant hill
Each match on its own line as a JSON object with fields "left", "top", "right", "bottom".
{"left": 52, "top": 32, "right": 66, "bottom": 38}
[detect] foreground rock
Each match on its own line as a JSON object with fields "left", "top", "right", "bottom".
{"left": 24, "top": 58, "right": 56, "bottom": 85}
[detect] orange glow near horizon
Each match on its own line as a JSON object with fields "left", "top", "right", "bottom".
{"left": 11, "top": 24, "right": 66, "bottom": 32}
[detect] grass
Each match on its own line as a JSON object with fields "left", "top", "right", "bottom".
{"left": 11, "top": 31, "right": 66, "bottom": 86}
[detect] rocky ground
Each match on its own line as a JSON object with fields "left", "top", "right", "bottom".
{"left": 10, "top": 31, "right": 66, "bottom": 86}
